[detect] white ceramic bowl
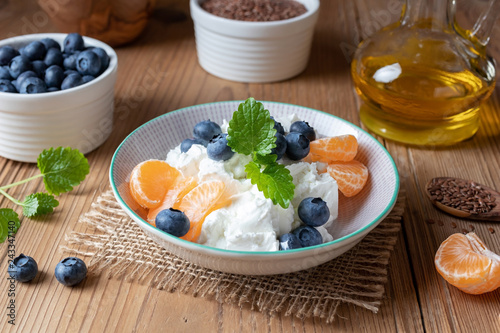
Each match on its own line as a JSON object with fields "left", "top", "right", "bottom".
{"left": 110, "top": 101, "right": 400, "bottom": 275}
{"left": 0, "top": 33, "right": 118, "bottom": 163}
{"left": 190, "top": 0, "right": 320, "bottom": 83}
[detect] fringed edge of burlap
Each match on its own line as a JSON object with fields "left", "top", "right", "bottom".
{"left": 61, "top": 189, "right": 405, "bottom": 323}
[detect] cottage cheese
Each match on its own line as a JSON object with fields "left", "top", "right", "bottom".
{"left": 165, "top": 116, "right": 338, "bottom": 251}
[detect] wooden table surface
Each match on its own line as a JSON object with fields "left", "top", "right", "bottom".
{"left": 1, "top": 0, "right": 500, "bottom": 332}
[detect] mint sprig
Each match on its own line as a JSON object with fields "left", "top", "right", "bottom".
{"left": 23, "top": 193, "right": 60, "bottom": 217}
{"left": 228, "top": 98, "right": 277, "bottom": 156}
{"left": 227, "top": 98, "right": 295, "bottom": 208}
{"left": 246, "top": 162, "right": 295, "bottom": 207}
{"left": 0, "top": 147, "right": 89, "bottom": 242}
{"left": 0, "top": 209, "right": 20, "bottom": 243}
{"left": 38, "top": 147, "right": 90, "bottom": 195}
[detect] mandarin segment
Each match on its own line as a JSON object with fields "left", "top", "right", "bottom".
{"left": 147, "top": 177, "right": 198, "bottom": 225}
{"left": 129, "top": 160, "right": 180, "bottom": 209}
{"left": 326, "top": 160, "right": 369, "bottom": 197}
{"left": 179, "top": 180, "right": 231, "bottom": 242}
{"left": 435, "top": 233, "right": 500, "bottom": 295}
{"left": 308, "top": 135, "right": 358, "bottom": 163}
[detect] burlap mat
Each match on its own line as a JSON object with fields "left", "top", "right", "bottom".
{"left": 61, "top": 188, "right": 405, "bottom": 323}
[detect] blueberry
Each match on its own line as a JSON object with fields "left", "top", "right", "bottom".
{"left": 21, "top": 41, "right": 46, "bottom": 61}
{"left": 0, "top": 46, "right": 19, "bottom": 66}
{"left": 54, "top": 257, "right": 87, "bottom": 287}
{"left": 207, "top": 133, "right": 234, "bottom": 161}
{"left": 155, "top": 208, "right": 191, "bottom": 237}
{"left": 91, "top": 47, "right": 110, "bottom": 74}
{"left": 64, "top": 69, "right": 79, "bottom": 77}
{"left": 82, "top": 75, "right": 95, "bottom": 84}
{"left": 44, "top": 47, "right": 63, "bottom": 67}
{"left": 180, "top": 138, "right": 208, "bottom": 153}
{"left": 8, "top": 254, "right": 38, "bottom": 282}
{"left": 278, "top": 233, "right": 302, "bottom": 250}
{"left": 16, "top": 70, "right": 38, "bottom": 87}
{"left": 0, "top": 79, "right": 17, "bottom": 93}
{"left": 290, "top": 121, "right": 316, "bottom": 141}
{"left": 63, "top": 53, "right": 78, "bottom": 70}
{"left": 270, "top": 116, "right": 285, "bottom": 135}
{"left": 31, "top": 60, "right": 47, "bottom": 78}
{"left": 285, "top": 132, "right": 310, "bottom": 160}
{"left": 63, "top": 33, "right": 85, "bottom": 53}
{"left": 193, "top": 120, "right": 222, "bottom": 141}
{"left": 271, "top": 132, "right": 287, "bottom": 160}
{"left": 292, "top": 226, "right": 323, "bottom": 247}
{"left": 76, "top": 50, "right": 101, "bottom": 76}
{"left": 40, "top": 37, "right": 61, "bottom": 51}
{"left": 61, "top": 73, "right": 83, "bottom": 90}
{"left": 0, "top": 66, "right": 12, "bottom": 80}
{"left": 298, "top": 197, "right": 330, "bottom": 227}
{"left": 11, "top": 80, "right": 19, "bottom": 91}
{"left": 9, "top": 55, "right": 32, "bottom": 79}
{"left": 44, "top": 65, "right": 64, "bottom": 88}
{"left": 47, "top": 86, "right": 59, "bottom": 92}
{"left": 19, "top": 77, "right": 47, "bottom": 94}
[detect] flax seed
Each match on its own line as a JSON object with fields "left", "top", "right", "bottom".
{"left": 427, "top": 177, "right": 497, "bottom": 214}
{"left": 201, "top": 0, "right": 307, "bottom": 21}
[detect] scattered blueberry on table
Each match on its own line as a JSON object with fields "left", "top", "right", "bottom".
{"left": 8, "top": 254, "right": 38, "bottom": 282}
{"left": 55, "top": 257, "right": 87, "bottom": 287}
{"left": 0, "top": 33, "right": 110, "bottom": 94}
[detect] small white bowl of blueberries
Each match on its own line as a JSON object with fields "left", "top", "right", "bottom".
{"left": 0, "top": 33, "right": 117, "bottom": 163}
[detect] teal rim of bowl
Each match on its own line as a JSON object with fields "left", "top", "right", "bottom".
{"left": 110, "top": 100, "right": 400, "bottom": 256}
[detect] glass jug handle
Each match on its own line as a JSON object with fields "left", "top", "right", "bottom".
{"left": 452, "top": 0, "right": 500, "bottom": 47}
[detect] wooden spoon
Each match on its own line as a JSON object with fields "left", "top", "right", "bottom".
{"left": 425, "top": 177, "right": 500, "bottom": 221}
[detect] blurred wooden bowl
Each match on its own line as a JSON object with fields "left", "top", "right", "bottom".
{"left": 37, "top": 0, "right": 157, "bottom": 46}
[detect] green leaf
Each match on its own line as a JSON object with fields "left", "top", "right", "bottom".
{"left": 0, "top": 208, "right": 20, "bottom": 243}
{"left": 22, "top": 193, "right": 59, "bottom": 217}
{"left": 245, "top": 161, "right": 295, "bottom": 209}
{"left": 37, "top": 147, "right": 90, "bottom": 196}
{"left": 253, "top": 152, "right": 277, "bottom": 166}
{"left": 227, "top": 98, "right": 276, "bottom": 156}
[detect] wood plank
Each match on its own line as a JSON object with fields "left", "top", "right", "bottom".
{"left": 1, "top": 0, "right": 499, "bottom": 332}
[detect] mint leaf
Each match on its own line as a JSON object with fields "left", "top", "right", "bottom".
{"left": 38, "top": 147, "right": 90, "bottom": 195}
{"left": 23, "top": 193, "right": 59, "bottom": 217}
{"left": 245, "top": 161, "right": 295, "bottom": 209}
{"left": 0, "top": 209, "right": 20, "bottom": 243}
{"left": 253, "top": 152, "right": 277, "bottom": 166}
{"left": 227, "top": 98, "right": 276, "bottom": 156}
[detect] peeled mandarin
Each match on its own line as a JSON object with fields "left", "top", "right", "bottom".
{"left": 129, "top": 160, "right": 180, "bottom": 209}
{"left": 308, "top": 134, "right": 358, "bottom": 163}
{"left": 435, "top": 232, "right": 500, "bottom": 295}
{"left": 179, "top": 180, "right": 231, "bottom": 242}
{"left": 147, "top": 177, "right": 198, "bottom": 225}
{"left": 326, "top": 160, "right": 368, "bottom": 197}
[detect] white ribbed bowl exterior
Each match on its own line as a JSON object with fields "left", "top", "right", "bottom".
{"left": 190, "top": 0, "right": 320, "bottom": 83}
{"left": 0, "top": 33, "right": 117, "bottom": 163}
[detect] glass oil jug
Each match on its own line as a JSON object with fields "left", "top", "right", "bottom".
{"left": 351, "top": 0, "right": 499, "bottom": 146}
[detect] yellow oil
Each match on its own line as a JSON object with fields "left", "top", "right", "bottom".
{"left": 351, "top": 30, "right": 496, "bottom": 146}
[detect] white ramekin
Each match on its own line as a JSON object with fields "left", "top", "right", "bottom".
{"left": 0, "top": 33, "right": 118, "bottom": 163}
{"left": 190, "top": 0, "right": 320, "bottom": 83}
